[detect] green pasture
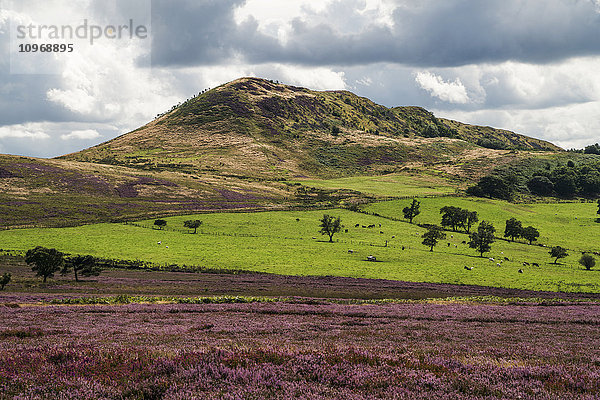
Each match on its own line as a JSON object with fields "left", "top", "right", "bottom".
{"left": 292, "top": 172, "right": 457, "bottom": 197}
{"left": 1, "top": 206, "right": 598, "bottom": 293}
{"left": 365, "top": 198, "right": 600, "bottom": 252}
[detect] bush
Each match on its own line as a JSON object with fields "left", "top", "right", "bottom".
{"left": 579, "top": 254, "right": 596, "bottom": 270}
{"left": 0, "top": 273, "right": 11, "bottom": 290}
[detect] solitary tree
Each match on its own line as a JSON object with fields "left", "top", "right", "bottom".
{"left": 469, "top": 221, "right": 496, "bottom": 257}
{"left": 504, "top": 218, "right": 523, "bottom": 242}
{"left": 62, "top": 255, "right": 101, "bottom": 282}
{"left": 549, "top": 246, "right": 568, "bottom": 264}
{"left": 319, "top": 214, "right": 343, "bottom": 243}
{"left": 25, "top": 247, "right": 64, "bottom": 283}
{"left": 521, "top": 226, "right": 540, "bottom": 245}
{"left": 421, "top": 225, "right": 446, "bottom": 252}
{"left": 184, "top": 220, "right": 202, "bottom": 234}
{"left": 579, "top": 254, "right": 596, "bottom": 270}
{"left": 0, "top": 273, "right": 11, "bottom": 290}
{"left": 402, "top": 199, "right": 421, "bottom": 224}
{"left": 154, "top": 219, "right": 167, "bottom": 230}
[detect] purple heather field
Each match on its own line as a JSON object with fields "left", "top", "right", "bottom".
{"left": 1, "top": 300, "right": 600, "bottom": 399}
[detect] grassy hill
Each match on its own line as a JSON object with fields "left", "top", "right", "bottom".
{"left": 61, "top": 77, "right": 560, "bottom": 181}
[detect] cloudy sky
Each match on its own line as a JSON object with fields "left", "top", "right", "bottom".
{"left": 1, "top": 0, "right": 600, "bottom": 157}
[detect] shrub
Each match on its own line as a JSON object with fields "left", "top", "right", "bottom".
{"left": 579, "top": 254, "right": 596, "bottom": 270}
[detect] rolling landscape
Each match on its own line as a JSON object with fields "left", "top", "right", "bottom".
{"left": 2, "top": 77, "right": 600, "bottom": 399}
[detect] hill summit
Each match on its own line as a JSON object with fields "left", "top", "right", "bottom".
{"left": 61, "top": 77, "right": 560, "bottom": 179}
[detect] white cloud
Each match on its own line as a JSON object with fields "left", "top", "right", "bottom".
{"left": 0, "top": 124, "right": 51, "bottom": 139}
{"left": 60, "top": 129, "right": 100, "bottom": 140}
{"left": 415, "top": 71, "right": 470, "bottom": 104}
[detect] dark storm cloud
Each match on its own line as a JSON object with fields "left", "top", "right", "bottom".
{"left": 151, "top": 0, "right": 276, "bottom": 66}
{"left": 150, "top": 0, "right": 600, "bottom": 68}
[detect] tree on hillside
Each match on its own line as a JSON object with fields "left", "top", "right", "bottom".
{"left": 25, "top": 247, "right": 64, "bottom": 283}
{"left": 62, "top": 255, "right": 101, "bottom": 282}
{"left": 154, "top": 219, "right": 167, "bottom": 230}
{"left": 521, "top": 226, "right": 540, "bottom": 245}
{"left": 549, "top": 246, "right": 568, "bottom": 264}
{"left": 0, "top": 273, "right": 11, "bottom": 290}
{"left": 402, "top": 199, "right": 421, "bottom": 224}
{"left": 319, "top": 214, "right": 343, "bottom": 243}
{"left": 579, "top": 254, "right": 596, "bottom": 270}
{"left": 184, "top": 220, "right": 202, "bottom": 234}
{"left": 469, "top": 221, "right": 496, "bottom": 257}
{"left": 421, "top": 225, "right": 446, "bottom": 252}
{"left": 462, "top": 211, "right": 479, "bottom": 233}
{"left": 504, "top": 218, "right": 523, "bottom": 242}
{"left": 440, "top": 206, "right": 465, "bottom": 232}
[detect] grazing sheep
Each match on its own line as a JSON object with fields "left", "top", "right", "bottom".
{"left": 489, "top": 258, "right": 494, "bottom": 262}
{"left": 450, "top": 235, "right": 454, "bottom": 238}
{"left": 496, "top": 263, "right": 502, "bottom": 267}
{"left": 348, "top": 249, "right": 354, "bottom": 254}
{"left": 532, "top": 263, "right": 539, "bottom": 267}
{"left": 362, "top": 225, "right": 367, "bottom": 228}
{"left": 379, "top": 224, "right": 381, "bottom": 227}
{"left": 447, "top": 243, "right": 451, "bottom": 247}
{"left": 523, "top": 262, "right": 529, "bottom": 266}
{"left": 518, "top": 269, "right": 524, "bottom": 273}
{"left": 166, "top": 246, "right": 169, "bottom": 249}
{"left": 157, "top": 241, "right": 161, "bottom": 245}
{"left": 464, "top": 266, "right": 473, "bottom": 270}
{"left": 312, "top": 237, "right": 316, "bottom": 239}
{"left": 296, "top": 218, "right": 300, "bottom": 221}
{"left": 367, "top": 255, "right": 377, "bottom": 262}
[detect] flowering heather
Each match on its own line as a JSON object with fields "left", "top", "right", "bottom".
{"left": 1, "top": 301, "right": 599, "bottom": 399}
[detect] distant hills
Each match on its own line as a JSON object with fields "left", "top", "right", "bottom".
{"left": 0, "top": 77, "right": 562, "bottom": 227}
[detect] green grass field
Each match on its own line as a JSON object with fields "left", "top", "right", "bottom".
{"left": 292, "top": 172, "right": 457, "bottom": 197}
{"left": 1, "top": 203, "right": 598, "bottom": 293}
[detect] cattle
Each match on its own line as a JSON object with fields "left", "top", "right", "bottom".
{"left": 532, "top": 263, "right": 539, "bottom": 267}
{"left": 447, "top": 243, "right": 451, "bottom": 247}
{"left": 462, "top": 240, "right": 466, "bottom": 244}
{"left": 392, "top": 236, "right": 396, "bottom": 239}
{"left": 348, "top": 249, "right": 354, "bottom": 254}
{"left": 504, "top": 257, "right": 510, "bottom": 261}
{"left": 518, "top": 269, "right": 524, "bottom": 273}
{"left": 355, "top": 224, "right": 360, "bottom": 227}
{"left": 345, "top": 229, "right": 349, "bottom": 233}
{"left": 368, "top": 224, "right": 376, "bottom": 228}
{"left": 523, "top": 262, "right": 530, "bottom": 266}
{"left": 402, "top": 246, "right": 405, "bottom": 250}
{"left": 380, "top": 231, "right": 384, "bottom": 234}
{"left": 464, "top": 266, "right": 473, "bottom": 270}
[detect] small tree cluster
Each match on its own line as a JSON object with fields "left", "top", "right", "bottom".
{"left": 469, "top": 221, "right": 496, "bottom": 257}
{"left": 402, "top": 199, "right": 420, "bottom": 224}
{"left": 440, "top": 206, "right": 478, "bottom": 233}
{"left": 0, "top": 273, "right": 11, "bottom": 290}
{"left": 421, "top": 225, "right": 446, "bottom": 252}
{"left": 503, "top": 218, "right": 540, "bottom": 245}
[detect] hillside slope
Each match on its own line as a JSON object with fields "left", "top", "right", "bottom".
{"left": 61, "top": 77, "right": 560, "bottom": 181}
